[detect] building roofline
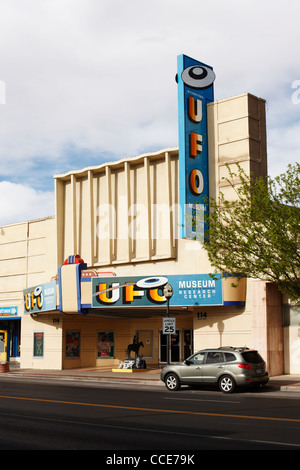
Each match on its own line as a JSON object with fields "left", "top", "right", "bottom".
{"left": 0, "top": 215, "right": 55, "bottom": 229}
{"left": 53, "top": 147, "right": 179, "bottom": 180}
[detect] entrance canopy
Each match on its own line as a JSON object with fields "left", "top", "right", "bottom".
{"left": 23, "top": 258, "right": 246, "bottom": 317}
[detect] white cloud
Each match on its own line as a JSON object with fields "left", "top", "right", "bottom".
{"left": 0, "top": 182, "right": 54, "bottom": 226}
{"left": 0, "top": 0, "right": 299, "bottom": 224}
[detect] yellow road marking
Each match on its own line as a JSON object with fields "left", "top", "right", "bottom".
{"left": 0, "top": 394, "right": 299, "bottom": 423}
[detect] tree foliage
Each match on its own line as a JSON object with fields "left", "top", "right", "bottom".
{"left": 204, "top": 162, "right": 300, "bottom": 304}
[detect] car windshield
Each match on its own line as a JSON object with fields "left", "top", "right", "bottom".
{"left": 241, "top": 351, "right": 263, "bottom": 364}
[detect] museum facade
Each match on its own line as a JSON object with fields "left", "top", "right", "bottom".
{"left": 0, "top": 56, "right": 297, "bottom": 375}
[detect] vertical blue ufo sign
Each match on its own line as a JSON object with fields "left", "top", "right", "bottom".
{"left": 177, "top": 55, "right": 215, "bottom": 241}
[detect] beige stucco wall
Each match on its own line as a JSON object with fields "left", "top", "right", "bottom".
{"left": 208, "top": 92, "right": 267, "bottom": 202}
{"left": 0, "top": 217, "right": 55, "bottom": 291}
{"left": 0, "top": 218, "right": 55, "bottom": 306}
{"left": 193, "top": 287, "right": 252, "bottom": 353}
{"left": 21, "top": 313, "right": 63, "bottom": 369}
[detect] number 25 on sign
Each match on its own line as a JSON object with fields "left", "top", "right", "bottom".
{"left": 163, "top": 317, "right": 176, "bottom": 334}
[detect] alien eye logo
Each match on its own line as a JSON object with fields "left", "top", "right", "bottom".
{"left": 136, "top": 276, "right": 168, "bottom": 289}
{"left": 34, "top": 286, "right": 42, "bottom": 297}
{"left": 181, "top": 65, "right": 215, "bottom": 89}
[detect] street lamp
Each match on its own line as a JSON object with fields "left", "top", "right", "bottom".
{"left": 163, "top": 283, "right": 173, "bottom": 364}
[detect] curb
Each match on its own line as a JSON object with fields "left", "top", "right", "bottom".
{"left": 279, "top": 384, "right": 300, "bottom": 392}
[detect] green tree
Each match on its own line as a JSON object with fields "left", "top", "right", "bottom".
{"left": 204, "top": 162, "right": 300, "bottom": 304}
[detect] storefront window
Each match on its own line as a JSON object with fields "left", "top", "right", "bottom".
{"left": 97, "top": 331, "right": 114, "bottom": 358}
{"left": 65, "top": 331, "right": 81, "bottom": 357}
{"left": 33, "top": 331, "right": 44, "bottom": 358}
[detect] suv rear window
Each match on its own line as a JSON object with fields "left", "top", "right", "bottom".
{"left": 241, "top": 351, "right": 263, "bottom": 364}
{"left": 224, "top": 352, "right": 237, "bottom": 362}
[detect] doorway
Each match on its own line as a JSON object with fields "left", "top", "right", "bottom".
{"left": 0, "top": 320, "right": 20, "bottom": 360}
{"left": 0, "top": 330, "right": 7, "bottom": 362}
{"left": 160, "top": 330, "right": 180, "bottom": 363}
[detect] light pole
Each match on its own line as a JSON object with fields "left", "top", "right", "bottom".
{"left": 163, "top": 283, "right": 173, "bottom": 365}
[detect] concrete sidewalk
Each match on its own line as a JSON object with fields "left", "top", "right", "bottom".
{"left": 2, "top": 363, "right": 300, "bottom": 392}
{"left": 6, "top": 365, "right": 163, "bottom": 386}
{"left": 3, "top": 363, "right": 164, "bottom": 386}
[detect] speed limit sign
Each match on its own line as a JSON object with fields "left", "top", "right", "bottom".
{"left": 163, "top": 317, "right": 176, "bottom": 334}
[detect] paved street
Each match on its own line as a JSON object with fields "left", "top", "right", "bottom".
{"left": 0, "top": 374, "right": 300, "bottom": 451}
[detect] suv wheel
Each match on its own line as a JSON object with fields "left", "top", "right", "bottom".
{"left": 165, "top": 373, "right": 181, "bottom": 391}
{"left": 219, "top": 375, "right": 236, "bottom": 393}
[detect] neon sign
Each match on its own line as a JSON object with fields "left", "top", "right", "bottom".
{"left": 177, "top": 54, "right": 215, "bottom": 241}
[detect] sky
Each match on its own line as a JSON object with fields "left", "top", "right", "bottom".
{"left": 0, "top": 0, "right": 299, "bottom": 225}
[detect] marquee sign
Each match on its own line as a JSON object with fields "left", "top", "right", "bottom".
{"left": 22, "top": 270, "right": 246, "bottom": 314}
{"left": 177, "top": 54, "right": 215, "bottom": 241}
{"left": 23, "top": 281, "right": 57, "bottom": 314}
{"left": 92, "top": 274, "right": 223, "bottom": 308}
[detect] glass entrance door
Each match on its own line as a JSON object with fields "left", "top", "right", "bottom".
{"left": 160, "top": 330, "right": 180, "bottom": 363}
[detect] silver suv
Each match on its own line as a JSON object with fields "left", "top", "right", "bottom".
{"left": 161, "top": 347, "right": 269, "bottom": 393}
